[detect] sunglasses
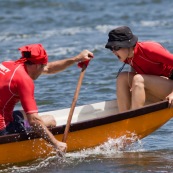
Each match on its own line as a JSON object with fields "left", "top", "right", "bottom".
{"left": 109, "top": 46, "right": 121, "bottom": 51}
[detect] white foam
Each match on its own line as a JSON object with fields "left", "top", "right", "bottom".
{"left": 0, "top": 134, "right": 144, "bottom": 172}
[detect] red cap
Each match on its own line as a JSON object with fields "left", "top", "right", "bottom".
{"left": 16, "top": 44, "right": 48, "bottom": 64}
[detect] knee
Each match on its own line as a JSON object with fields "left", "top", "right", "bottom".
{"left": 47, "top": 115, "right": 56, "bottom": 127}
{"left": 41, "top": 115, "right": 56, "bottom": 127}
{"left": 49, "top": 117, "right": 56, "bottom": 127}
{"left": 132, "top": 74, "right": 144, "bottom": 87}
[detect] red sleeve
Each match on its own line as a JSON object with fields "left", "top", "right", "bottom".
{"left": 140, "top": 42, "right": 173, "bottom": 65}
{"left": 16, "top": 73, "right": 38, "bottom": 114}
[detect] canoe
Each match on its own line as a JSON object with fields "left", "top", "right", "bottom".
{"left": 0, "top": 99, "right": 172, "bottom": 164}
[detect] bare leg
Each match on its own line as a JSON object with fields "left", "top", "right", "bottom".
{"left": 20, "top": 110, "right": 56, "bottom": 127}
{"left": 131, "top": 74, "right": 146, "bottom": 109}
{"left": 131, "top": 74, "right": 173, "bottom": 109}
{"left": 116, "top": 72, "right": 135, "bottom": 112}
{"left": 40, "top": 114, "right": 56, "bottom": 127}
{"left": 116, "top": 72, "right": 173, "bottom": 112}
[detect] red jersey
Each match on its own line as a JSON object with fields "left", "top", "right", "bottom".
{"left": 125, "top": 41, "right": 173, "bottom": 77}
{"left": 0, "top": 61, "right": 38, "bottom": 130}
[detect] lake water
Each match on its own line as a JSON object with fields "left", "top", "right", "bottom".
{"left": 0, "top": 0, "right": 173, "bottom": 172}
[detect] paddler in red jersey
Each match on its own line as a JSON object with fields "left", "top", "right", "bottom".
{"left": 105, "top": 26, "right": 173, "bottom": 112}
{"left": 0, "top": 43, "right": 93, "bottom": 154}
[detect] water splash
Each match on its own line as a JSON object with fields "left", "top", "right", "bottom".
{"left": 67, "top": 132, "right": 144, "bottom": 159}
{"left": 0, "top": 132, "right": 144, "bottom": 173}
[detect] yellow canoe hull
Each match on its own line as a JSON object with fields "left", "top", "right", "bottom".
{"left": 0, "top": 100, "right": 172, "bottom": 164}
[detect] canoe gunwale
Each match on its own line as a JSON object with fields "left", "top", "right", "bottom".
{"left": 0, "top": 100, "right": 169, "bottom": 145}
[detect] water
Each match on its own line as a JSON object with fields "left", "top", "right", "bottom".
{"left": 0, "top": 0, "right": 173, "bottom": 172}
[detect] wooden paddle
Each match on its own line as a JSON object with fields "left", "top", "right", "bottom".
{"left": 62, "top": 64, "right": 87, "bottom": 143}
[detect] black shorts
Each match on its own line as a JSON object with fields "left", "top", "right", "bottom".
{"left": 0, "top": 128, "right": 8, "bottom": 136}
{"left": 5, "top": 110, "right": 26, "bottom": 134}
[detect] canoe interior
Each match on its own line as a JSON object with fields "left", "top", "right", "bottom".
{"left": 39, "top": 99, "right": 119, "bottom": 126}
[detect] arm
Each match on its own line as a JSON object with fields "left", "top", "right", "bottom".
{"left": 26, "top": 112, "right": 67, "bottom": 153}
{"left": 16, "top": 73, "right": 66, "bottom": 153}
{"left": 42, "top": 49, "right": 93, "bottom": 74}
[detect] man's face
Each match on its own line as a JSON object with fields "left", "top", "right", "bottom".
{"left": 33, "top": 64, "right": 46, "bottom": 80}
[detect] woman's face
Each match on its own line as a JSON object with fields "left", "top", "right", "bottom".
{"left": 112, "top": 48, "right": 130, "bottom": 62}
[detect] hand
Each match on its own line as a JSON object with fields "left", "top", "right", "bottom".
{"left": 165, "top": 93, "right": 173, "bottom": 107}
{"left": 54, "top": 140, "right": 67, "bottom": 157}
{"left": 75, "top": 50, "right": 94, "bottom": 62}
{"left": 75, "top": 50, "right": 94, "bottom": 68}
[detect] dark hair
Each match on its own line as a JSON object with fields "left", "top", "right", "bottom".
{"left": 24, "top": 61, "right": 34, "bottom": 65}
{"left": 23, "top": 51, "right": 31, "bottom": 58}
{"left": 22, "top": 51, "right": 34, "bottom": 65}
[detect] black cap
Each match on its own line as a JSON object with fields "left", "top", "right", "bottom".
{"left": 105, "top": 26, "right": 138, "bottom": 49}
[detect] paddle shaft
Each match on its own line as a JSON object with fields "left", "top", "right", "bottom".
{"left": 62, "top": 65, "right": 87, "bottom": 142}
